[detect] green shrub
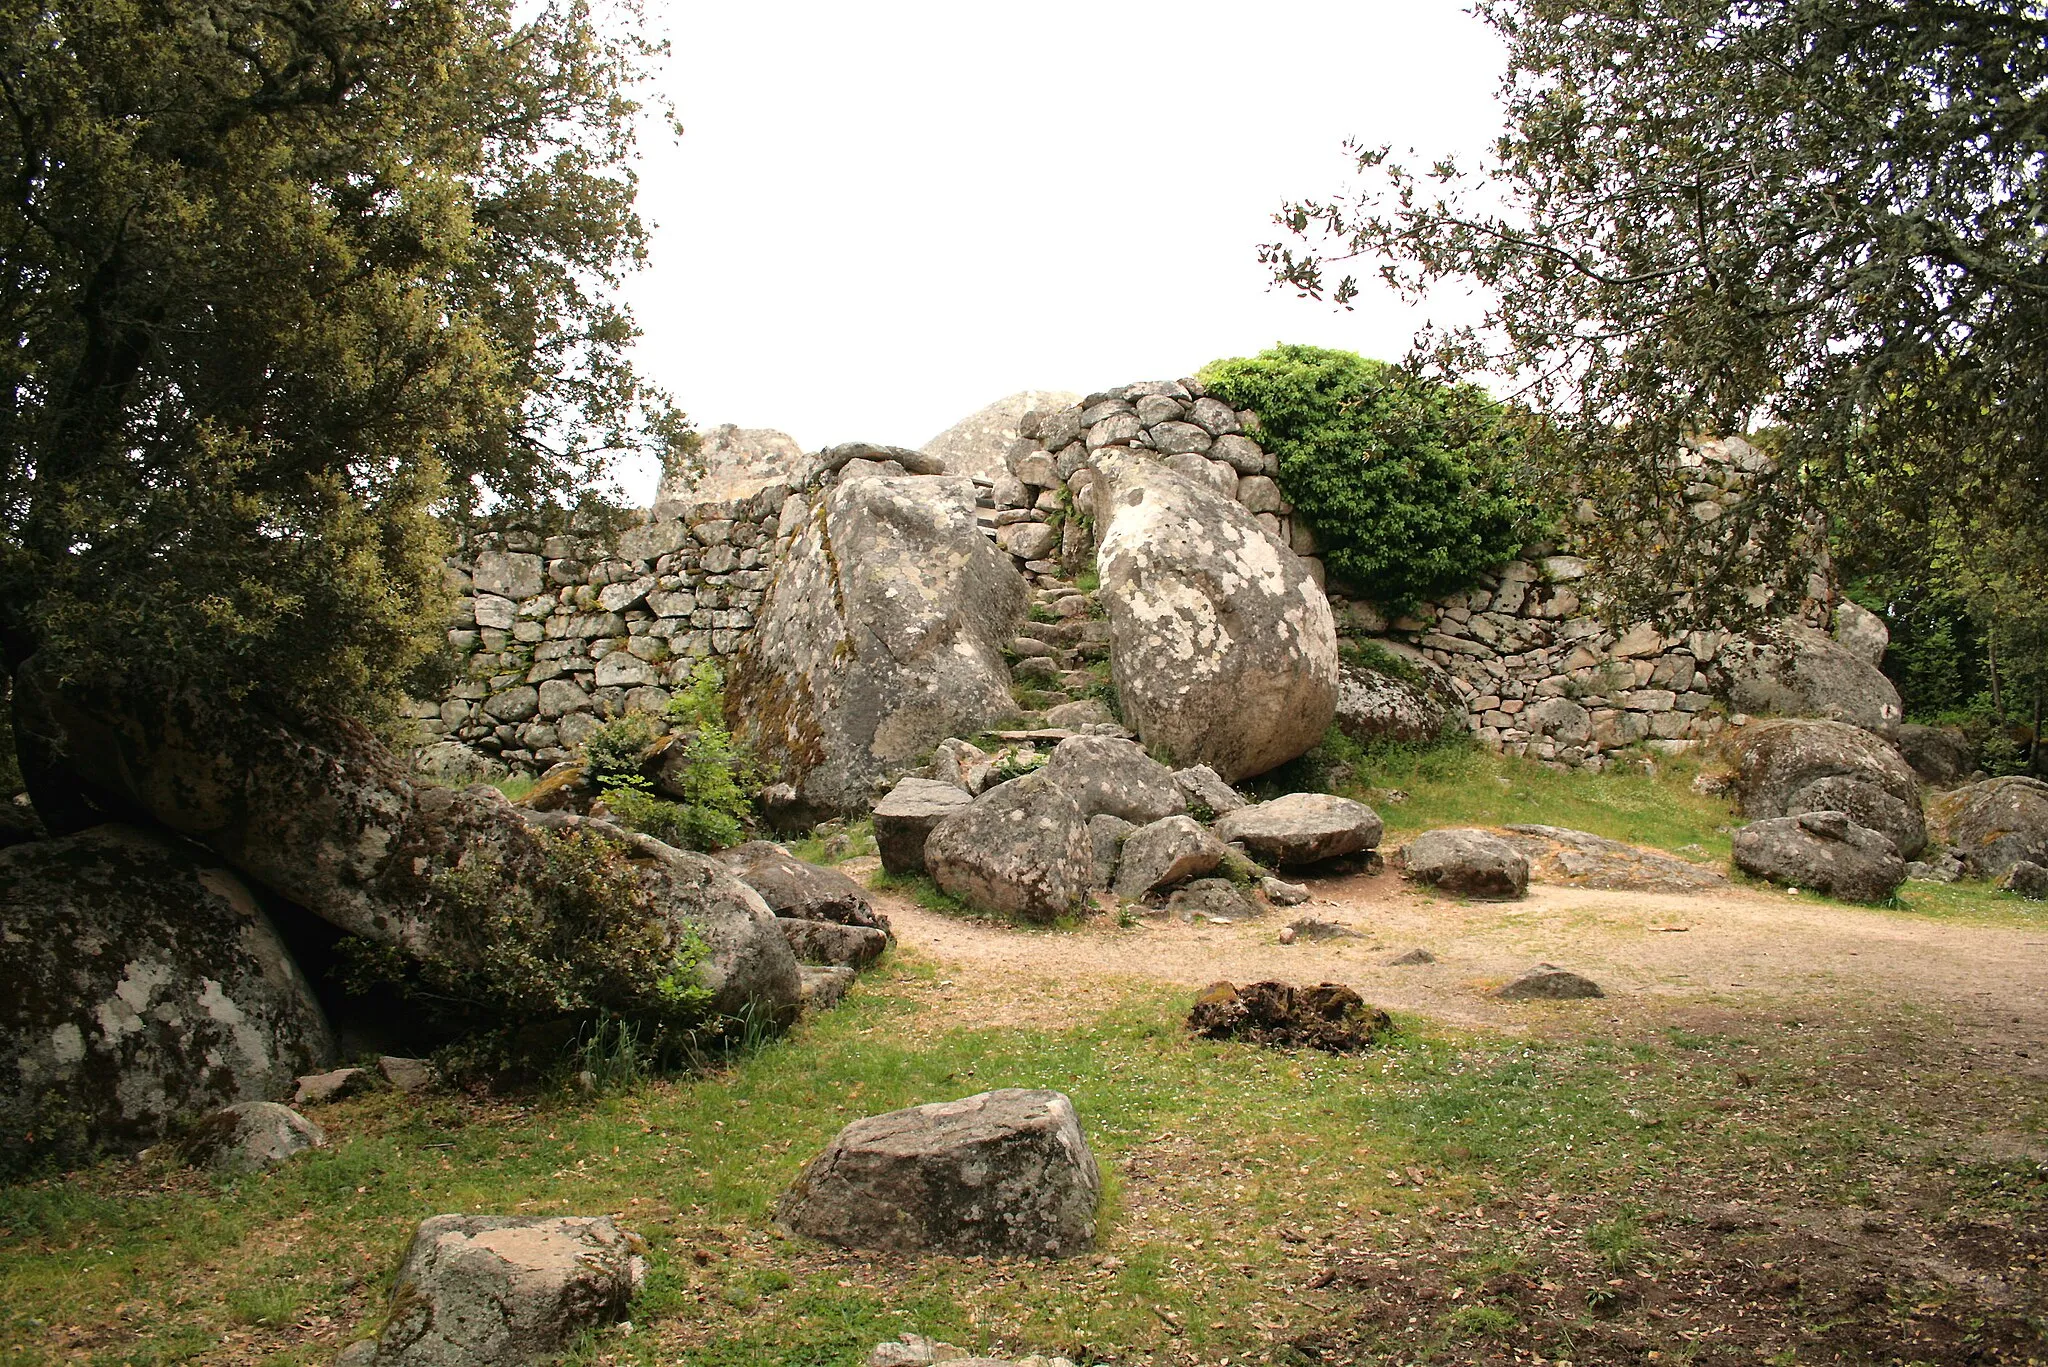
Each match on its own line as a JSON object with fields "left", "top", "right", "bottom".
{"left": 581, "top": 711, "right": 660, "bottom": 791}
{"left": 576, "top": 663, "right": 758, "bottom": 853}
{"left": 1200, "top": 344, "right": 1531, "bottom": 610}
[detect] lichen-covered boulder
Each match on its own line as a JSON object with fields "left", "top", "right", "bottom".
{"left": 1399, "top": 828, "right": 1530, "bottom": 900}
{"left": 728, "top": 476, "right": 1028, "bottom": 820}
{"left": 1213, "top": 793, "right": 1382, "bottom": 866}
{"left": 1895, "top": 724, "right": 1974, "bottom": 788}
{"left": 778, "top": 1089, "right": 1100, "bottom": 1259}
{"left": 353, "top": 1215, "right": 644, "bottom": 1367}
{"left": 716, "top": 841, "right": 888, "bottom": 931}
{"left": 1112, "top": 815, "right": 1226, "bottom": 899}
{"left": 180, "top": 1101, "right": 326, "bottom": 1173}
{"left": 1093, "top": 453, "right": 1338, "bottom": 780}
{"left": 1042, "top": 735, "right": 1185, "bottom": 825}
{"left": 1732, "top": 810, "right": 1907, "bottom": 903}
{"left": 780, "top": 919, "right": 889, "bottom": 970}
{"left": 0, "top": 825, "right": 334, "bottom": 1166}
{"left": 1334, "top": 657, "right": 1453, "bottom": 746}
{"left": 1725, "top": 719, "right": 1924, "bottom": 858}
{"left": 920, "top": 390, "right": 1083, "bottom": 481}
{"left": 923, "top": 772, "right": 1093, "bottom": 922}
{"left": 1925, "top": 776, "right": 2048, "bottom": 880}
{"left": 1724, "top": 624, "right": 1905, "bottom": 738}
{"left": 11, "top": 661, "right": 801, "bottom": 1027}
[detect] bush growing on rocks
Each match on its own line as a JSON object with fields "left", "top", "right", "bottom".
{"left": 1198, "top": 344, "right": 1529, "bottom": 609}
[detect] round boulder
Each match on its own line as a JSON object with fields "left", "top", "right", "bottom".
{"left": 1732, "top": 810, "right": 1907, "bottom": 904}
{"left": 778, "top": 1089, "right": 1100, "bottom": 1259}
{"left": 1093, "top": 452, "right": 1338, "bottom": 781}
{"left": 924, "top": 772, "right": 1094, "bottom": 922}
{"left": 1399, "top": 828, "right": 1530, "bottom": 900}
{"left": 179, "top": 1101, "right": 326, "bottom": 1173}
{"left": 1925, "top": 776, "right": 2048, "bottom": 880}
{"left": 1725, "top": 719, "right": 1923, "bottom": 857}
{"left": 0, "top": 825, "right": 335, "bottom": 1167}
{"left": 1213, "top": 793, "right": 1383, "bottom": 867}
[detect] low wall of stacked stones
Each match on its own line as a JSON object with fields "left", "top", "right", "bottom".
{"left": 411, "top": 378, "right": 1826, "bottom": 776}
{"left": 405, "top": 484, "right": 792, "bottom": 772}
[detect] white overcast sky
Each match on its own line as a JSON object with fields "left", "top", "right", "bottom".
{"left": 617, "top": 1, "right": 1508, "bottom": 501}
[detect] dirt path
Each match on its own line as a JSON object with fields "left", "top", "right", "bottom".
{"left": 867, "top": 867, "right": 2048, "bottom": 1058}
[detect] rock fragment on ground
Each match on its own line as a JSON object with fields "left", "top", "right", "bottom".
{"left": 1497, "top": 825, "right": 1730, "bottom": 893}
{"left": 779, "top": 1089, "right": 1100, "bottom": 1258}
{"left": 1261, "top": 876, "right": 1309, "bottom": 906}
{"left": 1732, "top": 810, "right": 1907, "bottom": 904}
{"left": 1168, "top": 877, "right": 1260, "bottom": 922}
{"left": 180, "top": 1101, "right": 326, "bottom": 1173}
{"left": 869, "top": 1334, "right": 1078, "bottom": 1367}
{"left": 1112, "top": 815, "right": 1226, "bottom": 899}
{"left": 1399, "top": 828, "right": 1530, "bottom": 900}
{"left": 1187, "top": 980, "right": 1392, "bottom": 1053}
{"left": 351, "top": 1214, "right": 644, "bottom": 1366}
{"left": 924, "top": 772, "right": 1094, "bottom": 922}
{"left": 1213, "top": 793, "right": 1382, "bottom": 866}
{"left": 2000, "top": 860, "right": 2048, "bottom": 901}
{"left": 873, "top": 777, "right": 974, "bottom": 876}
{"left": 295, "top": 1067, "right": 373, "bottom": 1107}
{"left": 1493, "top": 964, "right": 1604, "bottom": 1000}
{"left": 780, "top": 919, "right": 889, "bottom": 969}
{"left": 1172, "top": 764, "right": 1246, "bottom": 816}
{"left": 799, "top": 965, "right": 856, "bottom": 1011}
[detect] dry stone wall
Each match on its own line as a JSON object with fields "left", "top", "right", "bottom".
{"left": 411, "top": 379, "right": 1832, "bottom": 778}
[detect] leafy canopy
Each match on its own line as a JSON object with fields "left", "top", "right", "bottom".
{"left": 0, "top": 0, "right": 683, "bottom": 715}
{"left": 1199, "top": 345, "right": 1529, "bottom": 610}
{"left": 1263, "top": 0, "right": 2048, "bottom": 633}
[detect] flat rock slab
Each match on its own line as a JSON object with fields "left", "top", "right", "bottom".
{"left": 779, "top": 1089, "right": 1100, "bottom": 1259}
{"left": 1214, "top": 793, "right": 1383, "bottom": 866}
{"left": 781, "top": 918, "right": 889, "bottom": 970}
{"left": 1494, "top": 964, "right": 1604, "bottom": 1000}
{"left": 295, "top": 1067, "right": 374, "bottom": 1107}
{"left": 357, "top": 1215, "right": 644, "bottom": 1367}
{"left": 719, "top": 841, "right": 889, "bottom": 931}
{"left": 1497, "top": 825, "right": 1729, "bottom": 893}
{"left": 1187, "top": 980, "right": 1392, "bottom": 1054}
{"left": 873, "top": 778, "right": 975, "bottom": 876}
{"left": 180, "top": 1101, "right": 325, "bottom": 1173}
{"left": 870, "top": 1337, "right": 1078, "bottom": 1367}
{"left": 1400, "top": 828, "right": 1530, "bottom": 900}
{"left": 1113, "top": 815, "right": 1225, "bottom": 899}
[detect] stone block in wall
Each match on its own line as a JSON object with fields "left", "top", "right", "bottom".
{"left": 1149, "top": 421, "right": 1213, "bottom": 455}
{"left": 1186, "top": 397, "right": 1240, "bottom": 436}
{"left": 1086, "top": 413, "right": 1141, "bottom": 450}
{"left": 598, "top": 575, "right": 656, "bottom": 613}
{"left": 1648, "top": 654, "right": 1698, "bottom": 691}
{"left": 1623, "top": 688, "right": 1678, "bottom": 712}
{"left": 1210, "top": 434, "right": 1271, "bottom": 475}
{"left": 1081, "top": 398, "right": 1134, "bottom": 425}
{"left": 1135, "top": 394, "right": 1184, "bottom": 425}
{"left": 474, "top": 595, "right": 517, "bottom": 630}
{"left": 1236, "top": 475, "right": 1282, "bottom": 514}
{"left": 1612, "top": 623, "right": 1665, "bottom": 658}
{"left": 474, "top": 550, "right": 544, "bottom": 599}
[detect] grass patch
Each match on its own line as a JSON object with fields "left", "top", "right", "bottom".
{"left": 787, "top": 819, "right": 876, "bottom": 867}
{"left": 865, "top": 870, "right": 975, "bottom": 918}
{"left": 492, "top": 774, "right": 537, "bottom": 802}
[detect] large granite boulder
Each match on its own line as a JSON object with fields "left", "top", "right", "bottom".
{"left": 923, "top": 772, "right": 1093, "bottom": 922}
{"left": 1832, "top": 599, "right": 1890, "bottom": 666}
{"left": 1334, "top": 656, "right": 1453, "bottom": 746}
{"left": 0, "top": 825, "right": 334, "bottom": 1167}
{"left": 1214, "top": 793, "right": 1382, "bottom": 866}
{"left": 920, "top": 390, "right": 1083, "bottom": 481}
{"left": 728, "top": 475, "right": 1028, "bottom": 820}
{"left": 1041, "top": 735, "right": 1185, "bottom": 825}
{"left": 1399, "top": 828, "right": 1530, "bottom": 900}
{"left": 716, "top": 841, "right": 888, "bottom": 931}
{"left": 655, "top": 423, "right": 809, "bottom": 508}
{"left": 1925, "top": 776, "right": 2048, "bottom": 880}
{"left": 1894, "top": 724, "right": 1974, "bottom": 788}
{"left": 1724, "top": 624, "right": 1905, "bottom": 738}
{"left": 1732, "top": 811, "right": 1907, "bottom": 903}
{"left": 872, "top": 777, "right": 974, "bottom": 876}
{"left": 1726, "top": 719, "right": 1924, "bottom": 858}
{"left": 778, "top": 1089, "right": 1100, "bottom": 1259}
{"left": 1092, "top": 453, "right": 1338, "bottom": 781}
{"left": 1112, "top": 815, "right": 1227, "bottom": 899}
{"left": 11, "top": 661, "right": 802, "bottom": 1026}
{"left": 1497, "top": 825, "right": 1729, "bottom": 893}
{"left": 349, "top": 1215, "right": 644, "bottom": 1367}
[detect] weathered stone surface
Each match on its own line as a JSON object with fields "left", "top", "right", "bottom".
{"left": 414, "top": 742, "right": 505, "bottom": 786}
{"left": 1262, "top": 876, "right": 1310, "bottom": 906}
{"left": 1042, "top": 735, "right": 1185, "bottom": 825}
{"left": 717, "top": 841, "right": 888, "bottom": 931}
{"left": 295, "top": 1067, "right": 373, "bottom": 1107}
{"left": 656, "top": 424, "right": 810, "bottom": 506}
{"left": 1187, "top": 981, "right": 1392, "bottom": 1053}
{"left": 180, "top": 1101, "right": 326, "bottom": 1173}
{"left": 1094, "top": 453, "right": 1338, "bottom": 780}
{"left": 472, "top": 550, "right": 543, "bottom": 600}
{"left": 1832, "top": 599, "right": 1890, "bottom": 666}
{"left": 1334, "top": 659, "right": 1452, "bottom": 746}
{"left": 1172, "top": 764, "right": 1245, "bottom": 816}
{"left": 799, "top": 964, "right": 857, "bottom": 1011}
{"left": 1925, "top": 776, "right": 2048, "bottom": 880}
{"left": 1524, "top": 696, "right": 1594, "bottom": 746}
{"left": 778, "top": 1089, "right": 1100, "bottom": 1258}
{"left": 11, "top": 659, "right": 803, "bottom": 1027}
{"left": 921, "top": 393, "right": 1082, "bottom": 482}
{"left": 379, "top": 1056, "right": 436, "bottom": 1093}
{"left": 780, "top": 918, "right": 888, "bottom": 970}
{"left": 729, "top": 476, "right": 1027, "bottom": 820}
{"left": 997, "top": 520, "right": 1059, "bottom": 561}
{"left": 924, "top": 772, "right": 1093, "bottom": 922}
{"left": 927, "top": 737, "right": 994, "bottom": 794}
{"left": 868, "top": 1335, "right": 1079, "bottom": 1367}
{"left": 1214, "top": 793, "right": 1382, "bottom": 866}
{"left": 1086, "top": 814, "right": 1134, "bottom": 889}
{"left": 1895, "top": 724, "right": 1974, "bottom": 788}
{"left": 1112, "top": 815, "right": 1226, "bottom": 899}
{"left": 1497, "top": 825, "right": 1729, "bottom": 893}
{"left": 1168, "top": 878, "right": 1260, "bottom": 922}
{"left": 873, "top": 777, "right": 975, "bottom": 876}
{"left": 357, "top": 1215, "right": 644, "bottom": 1366}
{"left": 822, "top": 441, "right": 946, "bottom": 477}
{"left": 1724, "top": 625, "right": 1904, "bottom": 737}
{"left": 2001, "top": 861, "right": 2048, "bottom": 900}
{"left": 0, "top": 825, "right": 334, "bottom": 1164}
{"left": 1494, "top": 965, "right": 1604, "bottom": 1000}
{"left": 1044, "top": 699, "right": 1116, "bottom": 730}
{"left": 1400, "top": 828, "right": 1530, "bottom": 900}
{"left": 1726, "top": 720, "right": 1921, "bottom": 840}
{"left": 1732, "top": 810, "right": 1907, "bottom": 903}
{"left": 1782, "top": 774, "right": 1927, "bottom": 860}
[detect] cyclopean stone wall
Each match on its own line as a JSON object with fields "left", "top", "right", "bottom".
{"left": 409, "top": 377, "right": 1841, "bottom": 777}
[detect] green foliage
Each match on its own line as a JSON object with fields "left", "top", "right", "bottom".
{"left": 0, "top": 0, "right": 684, "bottom": 718}
{"left": 339, "top": 827, "right": 713, "bottom": 1056}
{"left": 581, "top": 713, "right": 661, "bottom": 793}
{"left": 575, "top": 665, "right": 758, "bottom": 852}
{"left": 603, "top": 784, "right": 743, "bottom": 855}
{"left": 1200, "top": 345, "right": 1530, "bottom": 610}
